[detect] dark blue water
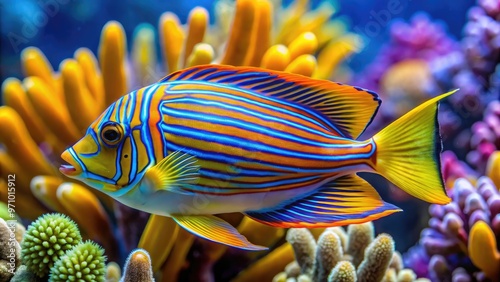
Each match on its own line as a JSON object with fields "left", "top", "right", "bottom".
{"left": 0, "top": 0, "right": 474, "bottom": 82}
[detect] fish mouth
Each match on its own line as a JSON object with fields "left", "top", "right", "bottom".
{"left": 59, "top": 149, "right": 82, "bottom": 177}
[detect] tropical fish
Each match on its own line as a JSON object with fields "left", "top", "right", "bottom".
{"left": 60, "top": 65, "right": 455, "bottom": 250}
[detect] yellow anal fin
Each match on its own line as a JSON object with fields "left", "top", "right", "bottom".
{"left": 245, "top": 175, "right": 401, "bottom": 228}
{"left": 171, "top": 214, "right": 268, "bottom": 251}
{"left": 144, "top": 150, "right": 199, "bottom": 192}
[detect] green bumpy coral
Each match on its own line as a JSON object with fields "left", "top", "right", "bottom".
{"left": 48, "top": 241, "right": 106, "bottom": 282}
{"left": 21, "top": 213, "right": 82, "bottom": 277}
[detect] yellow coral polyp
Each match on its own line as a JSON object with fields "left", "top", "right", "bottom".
{"left": 61, "top": 59, "right": 101, "bottom": 132}
{"left": 221, "top": 0, "right": 257, "bottom": 65}
{"left": 486, "top": 151, "right": 500, "bottom": 188}
{"left": 288, "top": 32, "right": 318, "bottom": 61}
{"left": 186, "top": 43, "right": 215, "bottom": 67}
{"left": 99, "top": 21, "right": 128, "bottom": 106}
{"left": 233, "top": 243, "right": 294, "bottom": 282}
{"left": 24, "top": 76, "right": 81, "bottom": 145}
{"left": 74, "top": 47, "right": 105, "bottom": 110}
{"left": 20, "top": 47, "right": 61, "bottom": 99}
{"left": 138, "top": 215, "right": 179, "bottom": 272}
{"left": 159, "top": 12, "right": 185, "bottom": 73}
{"left": 285, "top": 54, "right": 317, "bottom": 77}
{"left": 30, "top": 176, "right": 65, "bottom": 213}
{"left": 1, "top": 78, "right": 61, "bottom": 149}
{"left": 468, "top": 221, "right": 500, "bottom": 280}
{"left": 56, "top": 183, "right": 117, "bottom": 258}
{"left": 183, "top": 7, "right": 209, "bottom": 67}
{"left": 132, "top": 24, "right": 158, "bottom": 87}
{"left": 243, "top": 0, "right": 272, "bottom": 67}
{"left": 0, "top": 107, "right": 56, "bottom": 178}
{"left": 261, "top": 44, "right": 291, "bottom": 71}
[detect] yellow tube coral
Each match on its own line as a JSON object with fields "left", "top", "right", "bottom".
{"left": 138, "top": 215, "right": 179, "bottom": 272}
{"left": 24, "top": 76, "right": 81, "bottom": 145}
{"left": 285, "top": 54, "right": 317, "bottom": 77}
{"left": 20, "top": 47, "right": 60, "bottom": 99}
{"left": 99, "top": 21, "right": 128, "bottom": 106}
{"left": 1, "top": 78, "right": 61, "bottom": 150}
{"left": 237, "top": 216, "right": 284, "bottom": 259}
{"left": 233, "top": 243, "right": 294, "bottom": 282}
{"left": 161, "top": 228, "right": 195, "bottom": 282}
{"left": 315, "top": 34, "right": 362, "bottom": 79}
{"left": 56, "top": 183, "right": 117, "bottom": 260}
{"left": 186, "top": 43, "right": 215, "bottom": 67}
{"left": 30, "top": 176, "right": 65, "bottom": 213}
{"left": 74, "top": 48, "right": 105, "bottom": 111}
{"left": 221, "top": 0, "right": 256, "bottom": 65}
{"left": 61, "top": 59, "right": 101, "bottom": 132}
{"left": 288, "top": 32, "right": 318, "bottom": 61}
{"left": 0, "top": 152, "right": 48, "bottom": 219}
{"left": 0, "top": 106, "right": 56, "bottom": 177}
{"left": 132, "top": 24, "right": 158, "bottom": 87}
{"left": 244, "top": 0, "right": 272, "bottom": 67}
{"left": 468, "top": 221, "right": 500, "bottom": 280}
{"left": 486, "top": 151, "right": 500, "bottom": 188}
{"left": 159, "top": 12, "right": 185, "bottom": 73}
{"left": 261, "top": 45, "right": 290, "bottom": 71}
{"left": 183, "top": 7, "right": 208, "bottom": 67}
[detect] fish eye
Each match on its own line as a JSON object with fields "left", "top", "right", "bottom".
{"left": 100, "top": 122, "right": 124, "bottom": 147}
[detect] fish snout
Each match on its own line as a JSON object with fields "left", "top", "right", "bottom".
{"left": 59, "top": 149, "right": 82, "bottom": 177}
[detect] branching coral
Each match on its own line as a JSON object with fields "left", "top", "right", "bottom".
{"left": 404, "top": 176, "right": 500, "bottom": 281}
{"left": 273, "top": 223, "right": 427, "bottom": 282}
{"left": 20, "top": 213, "right": 82, "bottom": 278}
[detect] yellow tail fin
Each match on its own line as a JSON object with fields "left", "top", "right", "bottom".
{"left": 373, "top": 90, "right": 458, "bottom": 205}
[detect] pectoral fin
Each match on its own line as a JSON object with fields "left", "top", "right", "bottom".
{"left": 171, "top": 214, "right": 268, "bottom": 251}
{"left": 143, "top": 150, "right": 200, "bottom": 193}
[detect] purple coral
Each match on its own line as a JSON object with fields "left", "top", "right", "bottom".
{"left": 466, "top": 101, "right": 500, "bottom": 173}
{"left": 404, "top": 177, "right": 500, "bottom": 281}
{"left": 356, "top": 13, "right": 459, "bottom": 91}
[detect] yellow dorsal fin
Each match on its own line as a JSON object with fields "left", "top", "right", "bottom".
{"left": 160, "top": 65, "right": 381, "bottom": 139}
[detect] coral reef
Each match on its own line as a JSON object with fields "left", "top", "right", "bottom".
{"left": 48, "top": 241, "right": 106, "bottom": 282}
{"left": 404, "top": 176, "right": 500, "bottom": 281}
{"left": 20, "top": 213, "right": 82, "bottom": 278}
{"left": 465, "top": 101, "right": 500, "bottom": 173}
{"left": 0, "top": 1, "right": 360, "bottom": 279}
{"left": 356, "top": 13, "right": 458, "bottom": 93}
{"left": 0, "top": 218, "right": 21, "bottom": 282}
{"left": 1, "top": 0, "right": 499, "bottom": 281}
{"left": 273, "top": 222, "right": 428, "bottom": 282}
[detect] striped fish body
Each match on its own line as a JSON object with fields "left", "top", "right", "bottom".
{"left": 61, "top": 65, "right": 453, "bottom": 250}
{"left": 129, "top": 80, "right": 377, "bottom": 214}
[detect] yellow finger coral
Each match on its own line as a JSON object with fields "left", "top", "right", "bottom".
{"left": 468, "top": 221, "right": 500, "bottom": 280}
